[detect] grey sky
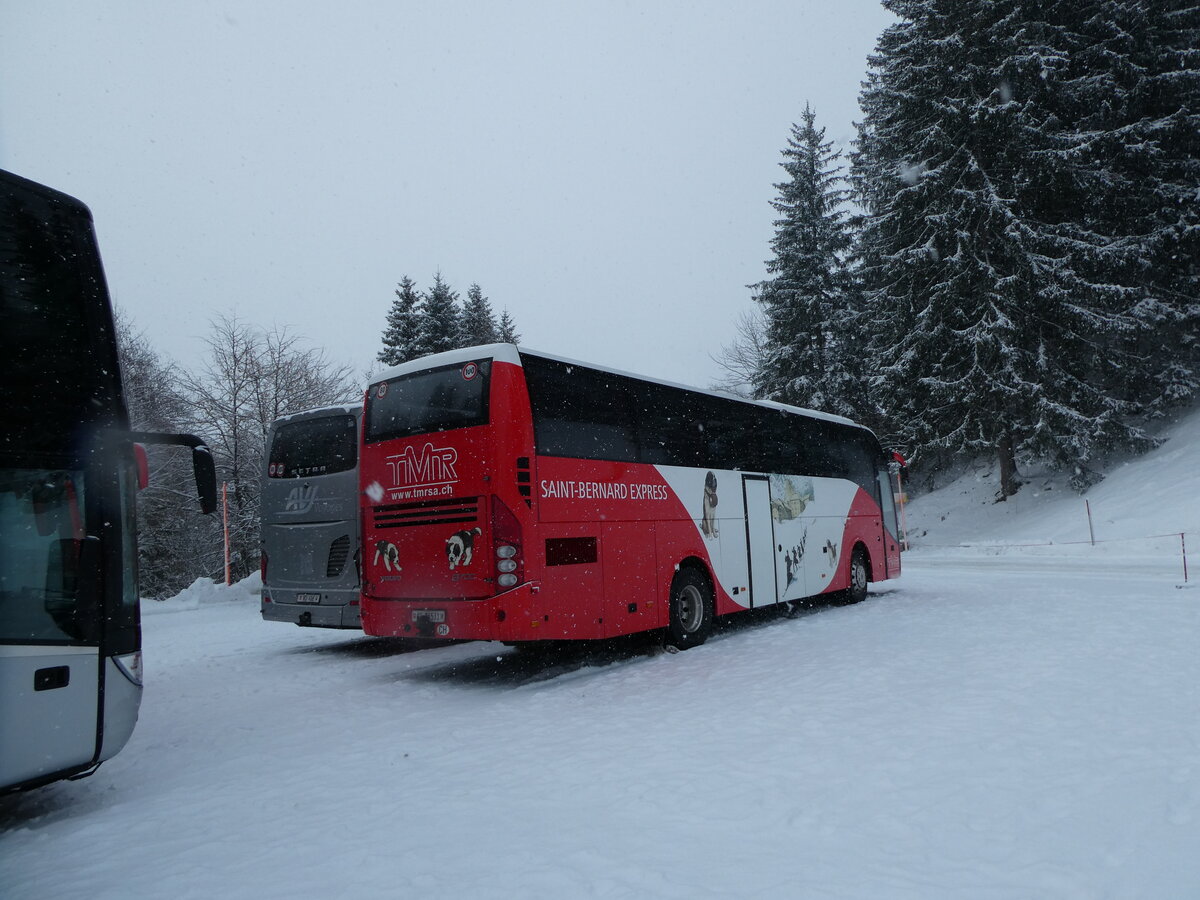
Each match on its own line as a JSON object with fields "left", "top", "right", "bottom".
{"left": 1, "top": 1, "right": 891, "bottom": 389}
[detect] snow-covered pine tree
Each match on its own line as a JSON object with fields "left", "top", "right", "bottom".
{"left": 415, "top": 272, "right": 461, "bottom": 358}
{"left": 1118, "top": 1, "right": 1200, "bottom": 413}
{"left": 978, "top": 0, "right": 1200, "bottom": 478}
{"left": 751, "top": 104, "right": 860, "bottom": 418}
{"left": 378, "top": 276, "right": 422, "bottom": 366}
{"left": 854, "top": 0, "right": 1161, "bottom": 495}
{"left": 498, "top": 309, "right": 521, "bottom": 344}
{"left": 460, "top": 283, "right": 499, "bottom": 346}
{"left": 988, "top": 1, "right": 1161, "bottom": 487}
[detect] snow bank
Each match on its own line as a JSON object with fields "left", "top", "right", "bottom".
{"left": 141, "top": 572, "right": 262, "bottom": 616}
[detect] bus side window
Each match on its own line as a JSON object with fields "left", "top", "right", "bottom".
{"left": 636, "top": 383, "right": 704, "bottom": 467}
{"left": 786, "top": 415, "right": 818, "bottom": 478}
{"left": 526, "top": 358, "right": 638, "bottom": 462}
{"left": 705, "top": 400, "right": 758, "bottom": 471}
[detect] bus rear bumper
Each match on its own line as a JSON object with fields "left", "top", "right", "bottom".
{"left": 361, "top": 582, "right": 595, "bottom": 642}
{"left": 261, "top": 589, "right": 362, "bottom": 629}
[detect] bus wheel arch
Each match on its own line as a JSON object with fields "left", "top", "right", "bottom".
{"left": 665, "top": 559, "right": 715, "bottom": 650}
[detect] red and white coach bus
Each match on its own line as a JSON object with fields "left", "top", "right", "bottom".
{"left": 359, "top": 344, "right": 901, "bottom": 649}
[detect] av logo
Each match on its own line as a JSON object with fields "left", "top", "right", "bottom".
{"left": 386, "top": 443, "right": 459, "bottom": 490}
{"left": 284, "top": 484, "right": 319, "bottom": 514}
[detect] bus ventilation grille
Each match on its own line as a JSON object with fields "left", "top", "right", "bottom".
{"left": 327, "top": 535, "right": 351, "bottom": 577}
{"left": 372, "top": 496, "right": 480, "bottom": 530}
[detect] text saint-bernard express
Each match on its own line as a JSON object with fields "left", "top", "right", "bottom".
{"left": 540, "top": 479, "right": 669, "bottom": 501}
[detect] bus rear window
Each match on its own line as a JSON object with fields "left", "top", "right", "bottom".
{"left": 269, "top": 415, "right": 358, "bottom": 477}
{"left": 365, "top": 360, "right": 491, "bottom": 443}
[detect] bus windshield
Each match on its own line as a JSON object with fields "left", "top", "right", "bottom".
{"left": 365, "top": 359, "right": 491, "bottom": 443}
{"left": 0, "top": 468, "right": 89, "bottom": 642}
{"left": 268, "top": 414, "right": 358, "bottom": 478}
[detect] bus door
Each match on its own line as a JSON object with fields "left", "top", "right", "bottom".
{"left": 741, "top": 476, "right": 777, "bottom": 608}
{"left": 877, "top": 469, "right": 902, "bottom": 578}
{"left": 0, "top": 469, "right": 101, "bottom": 787}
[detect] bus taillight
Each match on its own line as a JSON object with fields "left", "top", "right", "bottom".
{"left": 260, "top": 550, "right": 269, "bottom": 584}
{"left": 491, "top": 496, "right": 523, "bottom": 589}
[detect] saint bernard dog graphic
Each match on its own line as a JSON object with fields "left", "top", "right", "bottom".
{"left": 446, "top": 526, "right": 482, "bottom": 569}
{"left": 374, "top": 540, "right": 401, "bottom": 573}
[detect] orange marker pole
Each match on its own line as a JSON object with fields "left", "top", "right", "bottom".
{"left": 223, "top": 482, "right": 231, "bottom": 586}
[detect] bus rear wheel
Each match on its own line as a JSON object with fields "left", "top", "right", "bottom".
{"left": 837, "top": 546, "right": 869, "bottom": 605}
{"left": 666, "top": 567, "right": 714, "bottom": 650}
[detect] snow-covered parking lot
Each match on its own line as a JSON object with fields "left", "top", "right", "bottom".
{"left": 4, "top": 554, "right": 1199, "bottom": 899}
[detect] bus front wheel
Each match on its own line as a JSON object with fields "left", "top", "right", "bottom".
{"left": 666, "top": 567, "right": 713, "bottom": 650}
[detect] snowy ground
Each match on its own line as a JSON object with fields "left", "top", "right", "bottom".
{"left": 3, "top": 410, "right": 1199, "bottom": 899}
{"left": 903, "top": 405, "right": 1200, "bottom": 570}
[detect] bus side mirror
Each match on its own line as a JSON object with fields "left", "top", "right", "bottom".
{"left": 127, "top": 431, "right": 219, "bottom": 516}
{"left": 193, "top": 446, "right": 218, "bottom": 515}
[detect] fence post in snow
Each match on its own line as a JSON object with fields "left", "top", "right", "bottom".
{"left": 1182, "top": 533, "right": 1189, "bottom": 584}
{"left": 1086, "top": 500, "right": 1095, "bottom": 546}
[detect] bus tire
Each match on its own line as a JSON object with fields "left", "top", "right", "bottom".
{"left": 666, "top": 567, "right": 714, "bottom": 650}
{"left": 839, "top": 546, "right": 870, "bottom": 605}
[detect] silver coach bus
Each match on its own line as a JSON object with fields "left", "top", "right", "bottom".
{"left": 260, "top": 404, "right": 362, "bottom": 628}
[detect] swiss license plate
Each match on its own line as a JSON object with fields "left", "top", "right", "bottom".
{"left": 296, "top": 593, "right": 321, "bottom": 604}
{"left": 412, "top": 609, "right": 446, "bottom": 623}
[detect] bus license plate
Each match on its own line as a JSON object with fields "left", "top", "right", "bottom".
{"left": 296, "top": 593, "right": 321, "bottom": 604}
{"left": 412, "top": 609, "right": 446, "bottom": 624}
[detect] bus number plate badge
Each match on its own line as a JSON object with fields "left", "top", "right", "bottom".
{"left": 412, "top": 610, "right": 446, "bottom": 624}
{"left": 296, "top": 593, "right": 321, "bottom": 604}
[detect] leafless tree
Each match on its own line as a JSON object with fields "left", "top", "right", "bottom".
{"left": 115, "top": 309, "right": 220, "bottom": 596}
{"left": 180, "top": 314, "right": 359, "bottom": 580}
{"left": 710, "top": 309, "right": 770, "bottom": 397}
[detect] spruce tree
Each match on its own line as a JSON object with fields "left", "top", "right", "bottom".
{"left": 460, "top": 283, "right": 500, "bottom": 346}
{"left": 752, "top": 105, "right": 860, "bottom": 418}
{"left": 1124, "top": 2, "right": 1200, "bottom": 412}
{"left": 378, "top": 276, "right": 422, "bottom": 367}
{"left": 415, "top": 272, "right": 461, "bottom": 357}
{"left": 498, "top": 309, "right": 521, "bottom": 344}
{"left": 854, "top": 0, "right": 1162, "bottom": 495}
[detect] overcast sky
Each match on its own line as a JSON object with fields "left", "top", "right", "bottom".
{"left": 1, "top": 1, "right": 892, "bottom": 390}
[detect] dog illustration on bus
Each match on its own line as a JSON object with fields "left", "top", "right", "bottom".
{"left": 374, "top": 540, "right": 401, "bottom": 573}
{"left": 446, "top": 526, "right": 482, "bottom": 569}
